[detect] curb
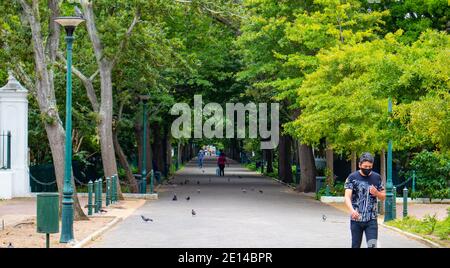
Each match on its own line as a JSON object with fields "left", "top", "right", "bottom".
{"left": 379, "top": 222, "right": 444, "bottom": 248}
{"left": 70, "top": 217, "right": 123, "bottom": 248}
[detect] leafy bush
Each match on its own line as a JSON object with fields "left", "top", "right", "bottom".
{"left": 402, "top": 151, "right": 450, "bottom": 200}
{"left": 316, "top": 181, "right": 346, "bottom": 199}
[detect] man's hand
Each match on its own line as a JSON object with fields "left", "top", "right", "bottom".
{"left": 369, "top": 185, "right": 379, "bottom": 197}
{"left": 351, "top": 209, "right": 360, "bottom": 220}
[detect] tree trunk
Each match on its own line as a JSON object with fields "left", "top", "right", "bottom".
{"left": 265, "top": 149, "right": 273, "bottom": 173}
{"left": 297, "top": 143, "right": 316, "bottom": 192}
{"left": 18, "top": 0, "right": 87, "bottom": 220}
{"left": 151, "top": 122, "right": 164, "bottom": 173}
{"left": 97, "top": 65, "right": 122, "bottom": 199}
{"left": 134, "top": 120, "right": 143, "bottom": 173}
{"left": 162, "top": 124, "right": 169, "bottom": 178}
{"left": 81, "top": 0, "right": 138, "bottom": 201}
{"left": 325, "top": 140, "right": 334, "bottom": 190}
{"left": 278, "top": 134, "right": 293, "bottom": 183}
{"left": 113, "top": 129, "right": 139, "bottom": 193}
{"left": 113, "top": 102, "right": 139, "bottom": 193}
{"left": 177, "top": 142, "right": 182, "bottom": 165}
{"left": 351, "top": 151, "right": 357, "bottom": 172}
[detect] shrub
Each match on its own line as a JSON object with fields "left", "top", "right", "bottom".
{"left": 402, "top": 150, "right": 450, "bottom": 200}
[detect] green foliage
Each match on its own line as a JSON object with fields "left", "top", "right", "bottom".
{"left": 403, "top": 150, "right": 450, "bottom": 200}
{"left": 318, "top": 181, "right": 346, "bottom": 197}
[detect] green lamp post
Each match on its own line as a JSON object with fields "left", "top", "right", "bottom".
{"left": 384, "top": 97, "right": 395, "bottom": 222}
{"left": 139, "top": 95, "right": 151, "bottom": 194}
{"left": 55, "top": 16, "right": 85, "bottom": 243}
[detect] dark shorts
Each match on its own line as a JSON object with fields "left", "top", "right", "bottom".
{"left": 350, "top": 219, "right": 378, "bottom": 248}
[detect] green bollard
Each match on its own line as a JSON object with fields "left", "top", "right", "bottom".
{"left": 110, "top": 175, "right": 114, "bottom": 203}
{"left": 106, "top": 177, "right": 111, "bottom": 206}
{"left": 98, "top": 178, "right": 102, "bottom": 210}
{"left": 412, "top": 170, "right": 416, "bottom": 195}
{"left": 88, "top": 180, "right": 93, "bottom": 215}
{"left": 112, "top": 175, "right": 117, "bottom": 203}
{"left": 325, "top": 184, "right": 330, "bottom": 196}
{"left": 403, "top": 187, "right": 408, "bottom": 218}
{"left": 150, "top": 169, "right": 154, "bottom": 194}
{"left": 94, "top": 179, "right": 99, "bottom": 213}
{"left": 393, "top": 186, "right": 397, "bottom": 219}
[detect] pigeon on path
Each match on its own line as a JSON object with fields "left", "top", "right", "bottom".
{"left": 172, "top": 194, "right": 178, "bottom": 201}
{"left": 186, "top": 196, "right": 190, "bottom": 201}
{"left": 141, "top": 215, "right": 153, "bottom": 222}
{"left": 322, "top": 215, "right": 327, "bottom": 222}
{"left": 191, "top": 209, "right": 196, "bottom": 216}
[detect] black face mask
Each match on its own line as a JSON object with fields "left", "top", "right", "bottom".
{"left": 361, "top": 168, "right": 372, "bottom": 176}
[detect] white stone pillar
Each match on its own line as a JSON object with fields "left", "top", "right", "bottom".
{"left": 0, "top": 72, "right": 30, "bottom": 198}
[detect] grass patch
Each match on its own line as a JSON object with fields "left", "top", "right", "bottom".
{"left": 386, "top": 212, "right": 450, "bottom": 244}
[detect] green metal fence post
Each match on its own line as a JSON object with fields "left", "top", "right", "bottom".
{"left": 412, "top": 170, "right": 416, "bottom": 194}
{"left": 150, "top": 169, "right": 154, "bottom": 194}
{"left": 94, "top": 179, "right": 99, "bottom": 213}
{"left": 98, "top": 178, "right": 102, "bottom": 210}
{"left": 403, "top": 187, "right": 408, "bottom": 218}
{"left": 106, "top": 177, "right": 111, "bottom": 206}
{"left": 6, "top": 131, "right": 11, "bottom": 169}
{"left": 112, "top": 175, "right": 117, "bottom": 203}
{"left": 87, "top": 180, "right": 93, "bottom": 215}
{"left": 393, "top": 186, "right": 397, "bottom": 219}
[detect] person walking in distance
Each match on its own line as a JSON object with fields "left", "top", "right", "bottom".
{"left": 217, "top": 152, "right": 227, "bottom": 176}
{"left": 197, "top": 149, "right": 204, "bottom": 169}
{"left": 344, "top": 152, "right": 386, "bottom": 248}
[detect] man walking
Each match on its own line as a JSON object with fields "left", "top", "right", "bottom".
{"left": 198, "top": 149, "right": 204, "bottom": 168}
{"left": 344, "top": 152, "right": 386, "bottom": 248}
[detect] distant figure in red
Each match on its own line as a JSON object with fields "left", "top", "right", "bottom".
{"left": 217, "top": 152, "right": 227, "bottom": 176}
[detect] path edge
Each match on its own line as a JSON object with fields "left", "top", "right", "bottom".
{"left": 379, "top": 222, "right": 444, "bottom": 248}
{"left": 70, "top": 217, "right": 123, "bottom": 248}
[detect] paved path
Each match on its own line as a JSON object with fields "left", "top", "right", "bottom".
{"left": 91, "top": 156, "right": 427, "bottom": 248}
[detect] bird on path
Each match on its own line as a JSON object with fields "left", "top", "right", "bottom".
{"left": 259, "top": 190, "right": 263, "bottom": 194}
{"left": 322, "top": 215, "right": 327, "bottom": 222}
{"left": 7, "top": 242, "right": 13, "bottom": 248}
{"left": 197, "top": 189, "right": 201, "bottom": 194}
{"left": 186, "top": 196, "right": 190, "bottom": 201}
{"left": 242, "top": 188, "right": 247, "bottom": 193}
{"left": 238, "top": 175, "right": 242, "bottom": 179}
{"left": 191, "top": 209, "right": 197, "bottom": 216}
{"left": 197, "top": 181, "right": 200, "bottom": 185}
{"left": 141, "top": 215, "right": 153, "bottom": 222}
{"left": 172, "top": 194, "right": 177, "bottom": 201}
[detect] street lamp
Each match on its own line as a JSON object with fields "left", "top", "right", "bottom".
{"left": 384, "top": 97, "right": 395, "bottom": 222}
{"left": 139, "top": 95, "right": 151, "bottom": 194}
{"left": 55, "top": 16, "right": 85, "bottom": 243}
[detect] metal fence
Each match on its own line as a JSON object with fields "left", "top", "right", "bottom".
{"left": 0, "top": 131, "right": 11, "bottom": 170}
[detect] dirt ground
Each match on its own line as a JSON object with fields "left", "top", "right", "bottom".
{"left": 0, "top": 197, "right": 146, "bottom": 248}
